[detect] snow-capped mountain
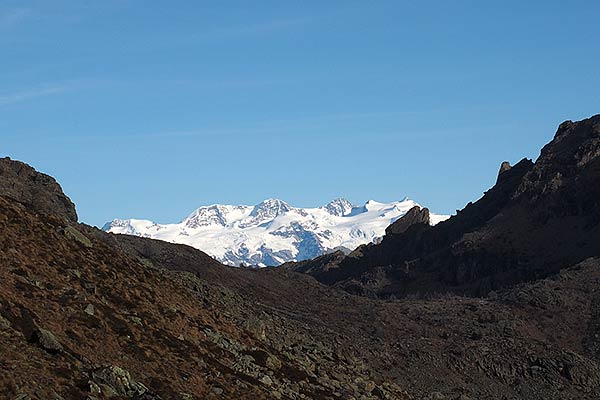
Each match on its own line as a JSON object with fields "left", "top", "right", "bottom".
{"left": 103, "top": 198, "right": 449, "bottom": 267}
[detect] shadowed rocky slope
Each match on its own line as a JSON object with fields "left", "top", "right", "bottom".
{"left": 287, "top": 115, "right": 600, "bottom": 298}
{"left": 2, "top": 115, "right": 600, "bottom": 399}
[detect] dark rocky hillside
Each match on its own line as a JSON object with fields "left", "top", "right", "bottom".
{"left": 287, "top": 115, "right": 600, "bottom": 298}
{"left": 2, "top": 114, "right": 600, "bottom": 399}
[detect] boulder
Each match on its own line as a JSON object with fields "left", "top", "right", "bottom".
{"left": 31, "top": 328, "right": 63, "bottom": 354}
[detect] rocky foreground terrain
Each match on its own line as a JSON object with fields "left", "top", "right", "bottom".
{"left": 1, "top": 115, "right": 600, "bottom": 399}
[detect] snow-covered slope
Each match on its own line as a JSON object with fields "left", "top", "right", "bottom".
{"left": 103, "top": 198, "right": 449, "bottom": 267}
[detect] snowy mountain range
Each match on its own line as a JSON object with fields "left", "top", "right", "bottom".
{"left": 103, "top": 198, "right": 449, "bottom": 267}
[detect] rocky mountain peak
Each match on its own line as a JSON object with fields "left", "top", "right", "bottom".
{"left": 0, "top": 157, "right": 77, "bottom": 223}
{"left": 185, "top": 205, "right": 228, "bottom": 228}
{"left": 514, "top": 114, "right": 600, "bottom": 201}
{"left": 249, "top": 198, "right": 291, "bottom": 219}
{"left": 235, "top": 198, "right": 294, "bottom": 229}
{"left": 539, "top": 114, "right": 600, "bottom": 163}
{"left": 323, "top": 198, "right": 353, "bottom": 216}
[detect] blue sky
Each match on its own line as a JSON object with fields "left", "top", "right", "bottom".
{"left": 2, "top": 1, "right": 599, "bottom": 226}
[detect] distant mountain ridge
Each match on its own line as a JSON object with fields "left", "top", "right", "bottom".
{"left": 104, "top": 198, "right": 449, "bottom": 266}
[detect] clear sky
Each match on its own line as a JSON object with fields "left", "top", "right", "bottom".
{"left": 2, "top": 1, "right": 599, "bottom": 227}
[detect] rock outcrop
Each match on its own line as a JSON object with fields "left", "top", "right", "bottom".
{"left": 496, "top": 161, "right": 513, "bottom": 183}
{"left": 0, "top": 157, "right": 77, "bottom": 223}
{"left": 385, "top": 206, "right": 430, "bottom": 235}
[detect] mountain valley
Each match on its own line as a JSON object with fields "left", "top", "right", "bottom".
{"left": 1, "top": 115, "right": 600, "bottom": 399}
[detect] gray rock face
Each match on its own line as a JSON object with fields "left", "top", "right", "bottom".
{"left": 385, "top": 206, "right": 430, "bottom": 235}
{"left": 0, "top": 157, "right": 77, "bottom": 223}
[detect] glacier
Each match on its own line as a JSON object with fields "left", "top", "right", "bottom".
{"left": 103, "top": 198, "right": 449, "bottom": 267}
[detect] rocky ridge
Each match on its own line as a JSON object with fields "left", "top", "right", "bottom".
{"left": 287, "top": 115, "right": 600, "bottom": 298}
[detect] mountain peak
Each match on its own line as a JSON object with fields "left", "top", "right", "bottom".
{"left": 184, "top": 204, "right": 228, "bottom": 228}
{"left": 250, "top": 198, "right": 291, "bottom": 217}
{"left": 364, "top": 199, "right": 385, "bottom": 211}
{"left": 242, "top": 198, "right": 293, "bottom": 227}
{"left": 323, "top": 198, "right": 353, "bottom": 216}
